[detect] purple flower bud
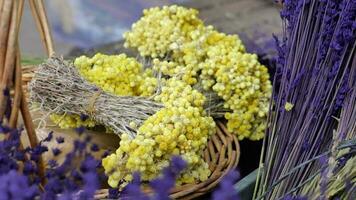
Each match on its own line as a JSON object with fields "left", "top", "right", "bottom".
{"left": 108, "top": 188, "right": 119, "bottom": 199}
{"left": 79, "top": 172, "right": 99, "bottom": 199}
{"left": 4, "top": 98, "right": 11, "bottom": 120}
{"left": 75, "top": 126, "right": 85, "bottom": 135}
{"left": 48, "top": 160, "right": 58, "bottom": 168}
{"left": 170, "top": 155, "right": 187, "bottom": 175}
{"left": 121, "top": 172, "right": 149, "bottom": 200}
{"left": 2, "top": 88, "right": 10, "bottom": 96}
{"left": 23, "top": 161, "right": 37, "bottom": 175}
{"left": 56, "top": 136, "right": 65, "bottom": 144}
{"left": 43, "top": 178, "right": 64, "bottom": 199}
{"left": 42, "top": 131, "right": 54, "bottom": 142}
{"left": 71, "top": 170, "right": 82, "bottom": 181}
{"left": 84, "top": 135, "right": 92, "bottom": 143}
{"left": 52, "top": 148, "right": 62, "bottom": 156}
{"left": 74, "top": 140, "right": 87, "bottom": 152}
{"left": 14, "top": 151, "right": 25, "bottom": 161}
{"left": 80, "top": 155, "right": 100, "bottom": 173}
{"left": 90, "top": 143, "right": 99, "bottom": 152}
{"left": 79, "top": 114, "right": 89, "bottom": 121}
{"left": 30, "top": 145, "right": 48, "bottom": 162}
{"left": 101, "top": 150, "right": 110, "bottom": 158}
{"left": 0, "top": 124, "right": 11, "bottom": 134}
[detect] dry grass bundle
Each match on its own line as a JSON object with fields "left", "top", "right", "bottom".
{"left": 29, "top": 57, "right": 163, "bottom": 138}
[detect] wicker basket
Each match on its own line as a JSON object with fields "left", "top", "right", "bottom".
{"left": 94, "top": 121, "right": 239, "bottom": 199}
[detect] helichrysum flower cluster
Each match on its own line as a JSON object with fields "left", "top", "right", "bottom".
{"left": 124, "top": 5, "right": 272, "bottom": 140}
{"left": 123, "top": 5, "right": 204, "bottom": 58}
{"left": 154, "top": 78, "right": 206, "bottom": 110}
{"left": 50, "top": 53, "right": 158, "bottom": 129}
{"left": 74, "top": 53, "right": 157, "bottom": 97}
{"left": 103, "top": 79, "right": 215, "bottom": 187}
{"left": 213, "top": 53, "right": 272, "bottom": 140}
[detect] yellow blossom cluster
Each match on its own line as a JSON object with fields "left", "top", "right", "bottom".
{"left": 152, "top": 58, "right": 200, "bottom": 85}
{"left": 74, "top": 53, "right": 157, "bottom": 96}
{"left": 154, "top": 78, "right": 206, "bottom": 109}
{"left": 103, "top": 106, "right": 214, "bottom": 187}
{"left": 198, "top": 31, "right": 246, "bottom": 90}
{"left": 124, "top": 5, "right": 272, "bottom": 140}
{"left": 123, "top": 5, "right": 204, "bottom": 58}
{"left": 213, "top": 53, "right": 272, "bottom": 140}
{"left": 103, "top": 78, "right": 215, "bottom": 187}
{"left": 50, "top": 53, "right": 158, "bottom": 129}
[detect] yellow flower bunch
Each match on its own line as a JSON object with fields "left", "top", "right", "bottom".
{"left": 154, "top": 78, "right": 206, "bottom": 109}
{"left": 103, "top": 77, "right": 214, "bottom": 187}
{"left": 213, "top": 53, "right": 271, "bottom": 140}
{"left": 152, "top": 58, "right": 200, "bottom": 85}
{"left": 125, "top": 5, "right": 272, "bottom": 140}
{"left": 198, "top": 30, "right": 246, "bottom": 89}
{"left": 102, "top": 105, "right": 215, "bottom": 187}
{"left": 74, "top": 53, "right": 157, "bottom": 96}
{"left": 123, "top": 5, "right": 204, "bottom": 58}
{"left": 136, "top": 68, "right": 158, "bottom": 97}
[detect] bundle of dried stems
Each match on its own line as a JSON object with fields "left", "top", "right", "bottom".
{"left": 29, "top": 57, "right": 163, "bottom": 139}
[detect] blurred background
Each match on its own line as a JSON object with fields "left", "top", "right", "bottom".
{"left": 19, "top": 0, "right": 282, "bottom": 58}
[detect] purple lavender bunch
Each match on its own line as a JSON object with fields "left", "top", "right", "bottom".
{"left": 0, "top": 126, "right": 22, "bottom": 174}
{"left": 255, "top": 0, "right": 356, "bottom": 199}
{"left": 120, "top": 156, "right": 187, "bottom": 200}
{"left": 0, "top": 120, "right": 104, "bottom": 200}
{"left": 0, "top": 170, "right": 39, "bottom": 200}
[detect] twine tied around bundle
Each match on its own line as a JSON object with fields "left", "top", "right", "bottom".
{"left": 86, "top": 89, "right": 102, "bottom": 115}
